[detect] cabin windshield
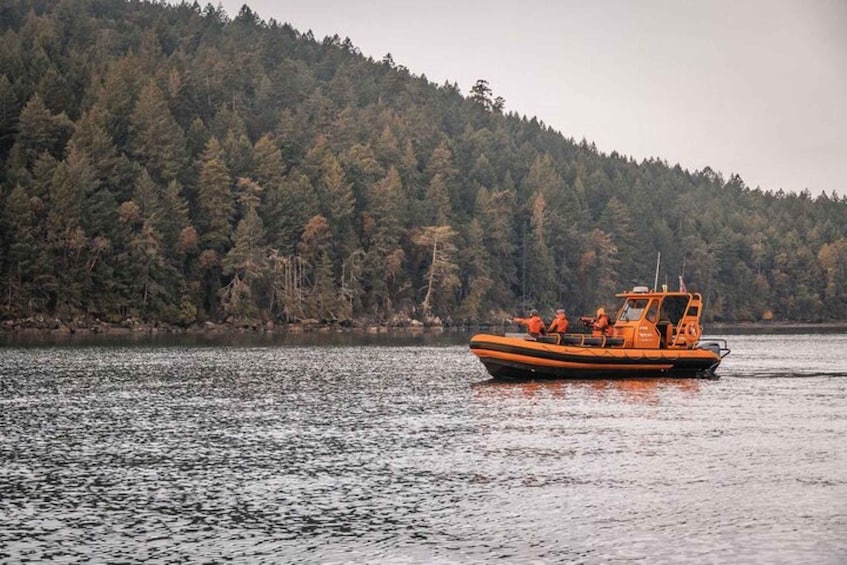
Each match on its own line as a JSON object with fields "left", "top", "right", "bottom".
{"left": 618, "top": 298, "right": 650, "bottom": 321}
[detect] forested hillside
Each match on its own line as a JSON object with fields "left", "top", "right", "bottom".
{"left": 1, "top": 0, "right": 846, "bottom": 327}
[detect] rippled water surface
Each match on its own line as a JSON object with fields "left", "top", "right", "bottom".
{"left": 1, "top": 332, "right": 846, "bottom": 563}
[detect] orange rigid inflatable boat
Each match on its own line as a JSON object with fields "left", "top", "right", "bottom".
{"left": 470, "top": 287, "right": 730, "bottom": 380}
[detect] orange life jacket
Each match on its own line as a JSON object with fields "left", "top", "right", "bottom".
{"left": 592, "top": 314, "right": 611, "bottom": 336}
{"left": 548, "top": 314, "right": 569, "bottom": 334}
{"left": 514, "top": 315, "right": 546, "bottom": 336}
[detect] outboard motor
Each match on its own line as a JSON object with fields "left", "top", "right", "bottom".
{"left": 696, "top": 338, "right": 731, "bottom": 360}
{"left": 697, "top": 341, "right": 721, "bottom": 357}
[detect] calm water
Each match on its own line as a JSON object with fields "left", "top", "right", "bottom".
{"left": 1, "top": 332, "right": 846, "bottom": 563}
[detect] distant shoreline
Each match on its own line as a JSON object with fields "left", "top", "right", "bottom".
{"left": 705, "top": 320, "right": 847, "bottom": 330}
{"left": 0, "top": 316, "right": 455, "bottom": 336}
{"left": 2, "top": 317, "right": 846, "bottom": 337}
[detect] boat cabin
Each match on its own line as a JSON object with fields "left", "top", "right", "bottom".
{"left": 612, "top": 286, "right": 703, "bottom": 349}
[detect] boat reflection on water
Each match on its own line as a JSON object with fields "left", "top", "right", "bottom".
{"left": 471, "top": 377, "right": 701, "bottom": 403}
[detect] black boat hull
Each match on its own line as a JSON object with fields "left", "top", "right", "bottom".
{"left": 470, "top": 334, "right": 723, "bottom": 380}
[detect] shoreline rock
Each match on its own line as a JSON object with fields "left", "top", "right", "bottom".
{"left": 0, "top": 316, "right": 500, "bottom": 336}
{"left": 2, "top": 316, "right": 846, "bottom": 336}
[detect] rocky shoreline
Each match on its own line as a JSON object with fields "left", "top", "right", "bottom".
{"left": 0, "top": 315, "right": 503, "bottom": 336}
{"left": 2, "top": 316, "right": 845, "bottom": 337}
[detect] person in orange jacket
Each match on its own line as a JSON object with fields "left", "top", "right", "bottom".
{"left": 548, "top": 308, "right": 569, "bottom": 334}
{"left": 513, "top": 308, "right": 546, "bottom": 337}
{"left": 592, "top": 307, "right": 612, "bottom": 336}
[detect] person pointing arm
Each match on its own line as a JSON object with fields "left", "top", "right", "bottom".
{"left": 513, "top": 308, "right": 547, "bottom": 337}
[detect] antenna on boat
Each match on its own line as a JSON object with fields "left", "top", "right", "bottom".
{"left": 653, "top": 251, "right": 661, "bottom": 291}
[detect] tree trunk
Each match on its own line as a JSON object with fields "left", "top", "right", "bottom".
{"left": 421, "top": 234, "right": 438, "bottom": 316}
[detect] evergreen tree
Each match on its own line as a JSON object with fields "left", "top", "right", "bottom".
{"left": 196, "top": 136, "right": 233, "bottom": 252}
{"left": 317, "top": 151, "right": 357, "bottom": 263}
{"left": 3, "top": 184, "right": 41, "bottom": 315}
{"left": 818, "top": 239, "right": 847, "bottom": 320}
{"left": 8, "top": 93, "right": 73, "bottom": 171}
{"left": 423, "top": 140, "right": 457, "bottom": 222}
{"left": 525, "top": 192, "right": 556, "bottom": 308}
{"left": 94, "top": 56, "right": 143, "bottom": 151}
{"left": 220, "top": 205, "right": 266, "bottom": 319}
{"left": 268, "top": 168, "right": 319, "bottom": 254}
{"left": 69, "top": 106, "right": 137, "bottom": 202}
{"left": 599, "top": 196, "right": 639, "bottom": 283}
{"left": 128, "top": 80, "right": 188, "bottom": 183}
{"left": 473, "top": 185, "right": 516, "bottom": 305}
{"left": 470, "top": 79, "right": 493, "bottom": 109}
{"left": 424, "top": 173, "right": 451, "bottom": 225}
{"left": 251, "top": 133, "right": 286, "bottom": 243}
{"left": 411, "top": 225, "right": 459, "bottom": 319}
{"left": 126, "top": 219, "right": 166, "bottom": 318}
{"left": 297, "top": 214, "right": 337, "bottom": 319}
{"left": 362, "top": 167, "right": 406, "bottom": 316}
{"left": 576, "top": 229, "right": 620, "bottom": 312}
{"left": 47, "top": 146, "right": 95, "bottom": 317}
{"left": 456, "top": 217, "right": 493, "bottom": 321}
{"left": 0, "top": 74, "right": 20, "bottom": 159}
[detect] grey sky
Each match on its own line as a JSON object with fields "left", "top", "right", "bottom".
{"left": 212, "top": 0, "right": 846, "bottom": 195}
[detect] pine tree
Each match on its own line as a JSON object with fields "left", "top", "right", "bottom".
{"left": 269, "top": 169, "right": 319, "bottom": 254}
{"left": 132, "top": 169, "right": 161, "bottom": 221}
{"left": 456, "top": 217, "right": 493, "bottom": 321}
{"left": 36, "top": 65, "right": 74, "bottom": 116}
{"left": 92, "top": 57, "right": 141, "bottom": 151}
{"left": 186, "top": 117, "right": 210, "bottom": 159}
{"left": 47, "top": 146, "right": 96, "bottom": 317}
{"left": 474, "top": 186, "right": 516, "bottom": 305}
{"left": 0, "top": 74, "right": 20, "bottom": 159}
{"left": 424, "top": 173, "right": 451, "bottom": 225}
{"left": 576, "top": 229, "right": 620, "bottom": 311}
{"left": 196, "top": 136, "right": 233, "bottom": 252}
{"left": 470, "top": 79, "right": 493, "bottom": 109}
{"left": 69, "top": 106, "right": 137, "bottom": 203}
{"left": 251, "top": 133, "right": 286, "bottom": 243}
{"left": 159, "top": 179, "right": 192, "bottom": 256}
{"left": 251, "top": 134, "right": 285, "bottom": 188}
{"left": 297, "top": 215, "right": 337, "bottom": 320}
{"left": 125, "top": 219, "right": 167, "bottom": 318}
{"left": 9, "top": 93, "right": 73, "bottom": 170}
{"left": 362, "top": 167, "right": 405, "bottom": 316}
{"left": 3, "top": 184, "right": 39, "bottom": 315}
{"left": 221, "top": 127, "right": 253, "bottom": 180}
{"left": 318, "top": 152, "right": 357, "bottom": 262}
{"left": 308, "top": 251, "right": 337, "bottom": 321}
{"left": 220, "top": 206, "right": 266, "bottom": 319}
{"left": 599, "top": 196, "right": 639, "bottom": 283}
{"left": 128, "top": 80, "right": 188, "bottom": 183}
{"left": 423, "top": 140, "right": 457, "bottom": 223}
{"left": 818, "top": 239, "right": 847, "bottom": 320}
{"left": 411, "top": 225, "right": 459, "bottom": 320}
{"left": 79, "top": 172, "right": 121, "bottom": 318}
{"left": 525, "top": 192, "right": 556, "bottom": 308}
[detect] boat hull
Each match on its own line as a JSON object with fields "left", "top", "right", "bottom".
{"left": 470, "top": 334, "right": 722, "bottom": 380}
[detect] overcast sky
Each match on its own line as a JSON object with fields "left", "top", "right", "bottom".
{"left": 210, "top": 0, "right": 846, "bottom": 196}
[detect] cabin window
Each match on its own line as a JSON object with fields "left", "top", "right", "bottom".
{"left": 686, "top": 306, "right": 699, "bottom": 317}
{"left": 646, "top": 300, "right": 659, "bottom": 323}
{"left": 660, "top": 296, "right": 690, "bottom": 325}
{"left": 619, "top": 298, "right": 649, "bottom": 321}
